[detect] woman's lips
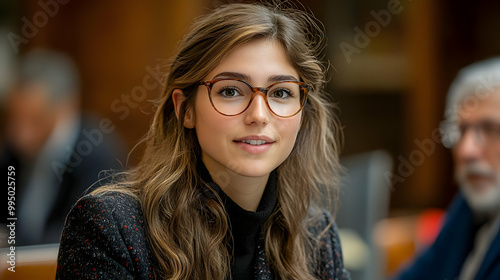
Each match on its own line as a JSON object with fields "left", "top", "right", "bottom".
{"left": 234, "top": 141, "right": 273, "bottom": 154}
{"left": 234, "top": 135, "right": 274, "bottom": 154}
{"left": 234, "top": 135, "right": 274, "bottom": 142}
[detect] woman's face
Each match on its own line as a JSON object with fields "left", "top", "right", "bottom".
{"left": 192, "top": 39, "right": 303, "bottom": 181}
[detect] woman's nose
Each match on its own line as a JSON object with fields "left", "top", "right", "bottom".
{"left": 244, "top": 93, "right": 270, "bottom": 125}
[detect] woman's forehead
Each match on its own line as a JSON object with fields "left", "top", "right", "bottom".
{"left": 203, "top": 39, "right": 299, "bottom": 84}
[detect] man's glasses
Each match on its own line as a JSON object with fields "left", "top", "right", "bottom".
{"left": 441, "top": 120, "right": 500, "bottom": 148}
{"left": 199, "top": 77, "right": 310, "bottom": 118}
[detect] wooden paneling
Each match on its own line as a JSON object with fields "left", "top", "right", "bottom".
{"left": 400, "top": 0, "right": 448, "bottom": 207}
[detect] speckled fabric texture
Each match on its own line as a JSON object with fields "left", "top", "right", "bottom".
{"left": 253, "top": 209, "right": 350, "bottom": 280}
{"left": 309, "top": 211, "right": 351, "bottom": 280}
{"left": 56, "top": 192, "right": 350, "bottom": 279}
{"left": 56, "top": 193, "right": 153, "bottom": 279}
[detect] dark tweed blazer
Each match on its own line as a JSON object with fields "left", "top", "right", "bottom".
{"left": 56, "top": 192, "right": 350, "bottom": 279}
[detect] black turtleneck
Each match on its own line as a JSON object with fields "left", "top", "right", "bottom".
{"left": 197, "top": 161, "right": 278, "bottom": 280}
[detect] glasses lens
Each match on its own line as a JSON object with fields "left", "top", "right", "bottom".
{"left": 210, "top": 80, "right": 252, "bottom": 115}
{"left": 440, "top": 120, "right": 500, "bottom": 148}
{"left": 209, "top": 80, "right": 306, "bottom": 117}
{"left": 267, "top": 82, "right": 304, "bottom": 117}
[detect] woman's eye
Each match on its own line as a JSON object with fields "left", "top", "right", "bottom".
{"left": 218, "top": 87, "right": 241, "bottom": 98}
{"left": 270, "top": 89, "right": 292, "bottom": 99}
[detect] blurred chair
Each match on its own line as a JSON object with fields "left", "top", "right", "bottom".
{"left": 0, "top": 243, "right": 59, "bottom": 280}
{"left": 335, "top": 150, "right": 393, "bottom": 280}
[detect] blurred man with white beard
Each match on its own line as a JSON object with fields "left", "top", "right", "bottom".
{"left": 396, "top": 58, "right": 500, "bottom": 280}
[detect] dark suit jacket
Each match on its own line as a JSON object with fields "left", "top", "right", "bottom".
{"left": 395, "top": 193, "right": 500, "bottom": 280}
{"left": 1, "top": 114, "right": 125, "bottom": 245}
{"left": 56, "top": 192, "right": 351, "bottom": 279}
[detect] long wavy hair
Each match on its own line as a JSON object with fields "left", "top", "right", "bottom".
{"left": 94, "top": 2, "right": 343, "bottom": 279}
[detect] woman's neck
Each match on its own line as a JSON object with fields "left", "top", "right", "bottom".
{"left": 205, "top": 164, "right": 270, "bottom": 212}
{"left": 221, "top": 174, "right": 269, "bottom": 212}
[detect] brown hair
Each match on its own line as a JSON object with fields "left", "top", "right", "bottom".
{"left": 95, "top": 2, "right": 342, "bottom": 279}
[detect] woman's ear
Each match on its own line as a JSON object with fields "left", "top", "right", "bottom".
{"left": 172, "top": 89, "right": 195, "bottom": 128}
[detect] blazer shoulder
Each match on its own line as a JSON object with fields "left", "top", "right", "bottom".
{"left": 77, "top": 191, "right": 141, "bottom": 213}
{"left": 69, "top": 192, "right": 144, "bottom": 225}
{"left": 57, "top": 191, "right": 152, "bottom": 279}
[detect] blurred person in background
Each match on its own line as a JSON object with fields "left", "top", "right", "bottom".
{"left": 0, "top": 49, "right": 125, "bottom": 246}
{"left": 395, "top": 58, "right": 500, "bottom": 280}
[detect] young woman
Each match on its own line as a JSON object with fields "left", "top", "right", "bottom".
{"left": 56, "top": 3, "right": 349, "bottom": 280}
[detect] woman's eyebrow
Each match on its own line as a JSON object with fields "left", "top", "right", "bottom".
{"left": 213, "top": 72, "right": 299, "bottom": 83}
{"left": 213, "top": 72, "right": 250, "bottom": 81}
{"left": 268, "top": 74, "right": 298, "bottom": 82}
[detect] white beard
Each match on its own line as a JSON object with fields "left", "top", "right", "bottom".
{"left": 456, "top": 162, "right": 500, "bottom": 215}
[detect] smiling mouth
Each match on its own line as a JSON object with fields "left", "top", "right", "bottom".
{"left": 240, "top": 139, "right": 268, "bottom": 145}
{"left": 234, "top": 137, "right": 274, "bottom": 154}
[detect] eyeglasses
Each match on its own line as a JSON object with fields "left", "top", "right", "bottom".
{"left": 441, "top": 120, "right": 500, "bottom": 148}
{"left": 199, "top": 77, "right": 310, "bottom": 117}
